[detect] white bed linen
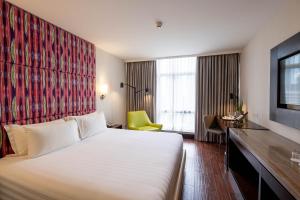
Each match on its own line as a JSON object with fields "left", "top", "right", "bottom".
{"left": 0, "top": 129, "right": 183, "bottom": 200}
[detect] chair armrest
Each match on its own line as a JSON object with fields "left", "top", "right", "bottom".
{"left": 150, "top": 123, "right": 163, "bottom": 129}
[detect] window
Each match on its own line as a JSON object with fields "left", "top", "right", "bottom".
{"left": 156, "top": 57, "right": 196, "bottom": 133}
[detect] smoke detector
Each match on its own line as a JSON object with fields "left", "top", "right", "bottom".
{"left": 156, "top": 21, "right": 163, "bottom": 28}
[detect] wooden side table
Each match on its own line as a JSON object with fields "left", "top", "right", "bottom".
{"left": 107, "top": 124, "right": 122, "bottom": 129}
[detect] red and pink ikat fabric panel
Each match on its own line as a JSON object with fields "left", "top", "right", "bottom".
{"left": 0, "top": 0, "right": 96, "bottom": 156}
{"left": 0, "top": 0, "right": 3, "bottom": 62}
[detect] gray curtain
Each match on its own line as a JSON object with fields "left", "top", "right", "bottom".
{"left": 195, "top": 53, "right": 239, "bottom": 142}
{"left": 125, "top": 61, "right": 156, "bottom": 121}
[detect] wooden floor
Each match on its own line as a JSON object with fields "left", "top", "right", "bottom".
{"left": 181, "top": 139, "right": 237, "bottom": 200}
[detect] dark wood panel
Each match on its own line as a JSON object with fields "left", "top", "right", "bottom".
{"left": 260, "top": 166, "right": 295, "bottom": 200}
{"left": 228, "top": 137, "right": 259, "bottom": 200}
{"left": 270, "top": 32, "right": 300, "bottom": 130}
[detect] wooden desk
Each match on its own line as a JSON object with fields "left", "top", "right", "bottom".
{"left": 228, "top": 128, "right": 300, "bottom": 200}
{"left": 217, "top": 119, "right": 268, "bottom": 169}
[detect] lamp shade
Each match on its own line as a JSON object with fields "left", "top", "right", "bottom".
{"left": 100, "top": 84, "right": 109, "bottom": 99}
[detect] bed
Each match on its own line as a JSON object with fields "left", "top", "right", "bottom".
{"left": 0, "top": 128, "right": 185, "bottom": 200}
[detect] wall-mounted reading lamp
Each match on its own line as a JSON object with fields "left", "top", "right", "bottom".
{"left": 120, "top": 82, "right": 149, "bottom": 110}
{"left": 229, "top": 93, "right": 238, "bottom": 101}
{"left": 229, "top": 92, "right": 239, "bottom": 107}
{"left": 229, "top": 92, "right": 238, "bottom": 111}
{"left": 99, "top": 84, "right": 109, "bottom": 100}
{"left": 230, "top": 92, "right": 245, "bottom": 113}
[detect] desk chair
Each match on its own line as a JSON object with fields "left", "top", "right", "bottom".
{"left": 203, "top": 115, "right": 225, "bottom": 144}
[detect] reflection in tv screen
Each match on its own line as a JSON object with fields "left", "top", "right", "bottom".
{"left": 280, "top": 53, "right": 300, "bottom": 107}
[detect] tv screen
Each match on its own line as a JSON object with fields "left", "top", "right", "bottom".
{"left": 279, "top": 52, "right": 300, "bottom": 110}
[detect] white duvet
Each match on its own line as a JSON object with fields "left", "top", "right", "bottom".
{"left": 0, "top": 129, "right": 183, "bottom": 200}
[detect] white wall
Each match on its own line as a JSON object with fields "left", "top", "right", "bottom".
{"left": 240, "top": 0, "right": 300, "bottom": 143}
{"left": 96, "top": 47, "right": 126, "bottom": 126}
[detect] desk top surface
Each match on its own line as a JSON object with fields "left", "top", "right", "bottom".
{"left": 231, "top": 128, "right": 300, "bottom": 200}
{"left": 218, "top": 119, "right": 268, "bottom": 130}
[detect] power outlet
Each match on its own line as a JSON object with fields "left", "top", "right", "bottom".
{"left": 252, "top": 113, "right": 260, "bottom": 123}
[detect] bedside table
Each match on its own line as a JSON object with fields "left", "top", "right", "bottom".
{"left": 107, "top": 124, "right": 122, "bottom": 129}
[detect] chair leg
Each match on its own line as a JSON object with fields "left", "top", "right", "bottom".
{"left": 206, "top": 131, "right": 209, "bottom": 142}
{"left": 218, "top": 134, "right": 221, "bottom": 151}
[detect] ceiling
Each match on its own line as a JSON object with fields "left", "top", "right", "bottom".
{"left": 8, "top": 0, "right": 284, "bottom": 61}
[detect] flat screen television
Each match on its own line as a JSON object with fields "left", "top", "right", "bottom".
{"left": 278, "top": 52, "right": 300, "bottom": 110}
{"left": 270, "top": 32, "right": 300, "bottom": 130}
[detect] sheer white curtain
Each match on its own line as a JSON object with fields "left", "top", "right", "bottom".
{"left": 156, "top": 57, "right": 196, "bottom": 133}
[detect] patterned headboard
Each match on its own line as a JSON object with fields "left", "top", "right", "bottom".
{"left": 0, "top": 0, "right": 96, "bottom": 157}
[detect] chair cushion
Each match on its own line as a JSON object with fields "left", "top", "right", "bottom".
{"left": 136, "top": 126, "right": 161, "bottom": 131}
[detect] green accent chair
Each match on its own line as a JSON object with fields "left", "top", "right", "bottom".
{"left": 127, "top": 110, "right": 163, "bottom": 131}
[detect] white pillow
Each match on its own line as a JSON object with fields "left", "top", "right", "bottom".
{"left": 64, "top": 112, "right": 97, "bottom": 121}
{"left": 4, "top": 124, "right": 19, "bottom": 154}
{"left": 26, "top": 120, "right": 80, "bottom": 158}
{"left": 4, "top": 119, "right": 65, "bottom": 156}
{"left": 67, "top": 112, "right": 107, "bottom": 139}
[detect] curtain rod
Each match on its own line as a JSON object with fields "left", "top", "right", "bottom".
{"left": 124, "top": 50, "right": 241, "bottom": 63}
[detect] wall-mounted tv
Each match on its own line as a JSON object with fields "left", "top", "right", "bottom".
{"left": 278, "top": 52, "right": 300, "bottom": 110}
{"left": 270, "top": 32, "right": 300, "bottom": 130}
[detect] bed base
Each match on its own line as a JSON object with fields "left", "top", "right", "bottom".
{"left": 173, "top": 150, "right": 186, "bottom": 200}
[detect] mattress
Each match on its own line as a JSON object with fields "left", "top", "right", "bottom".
{"left": 0, "top": 129, "right": 183, "bottom": 200}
